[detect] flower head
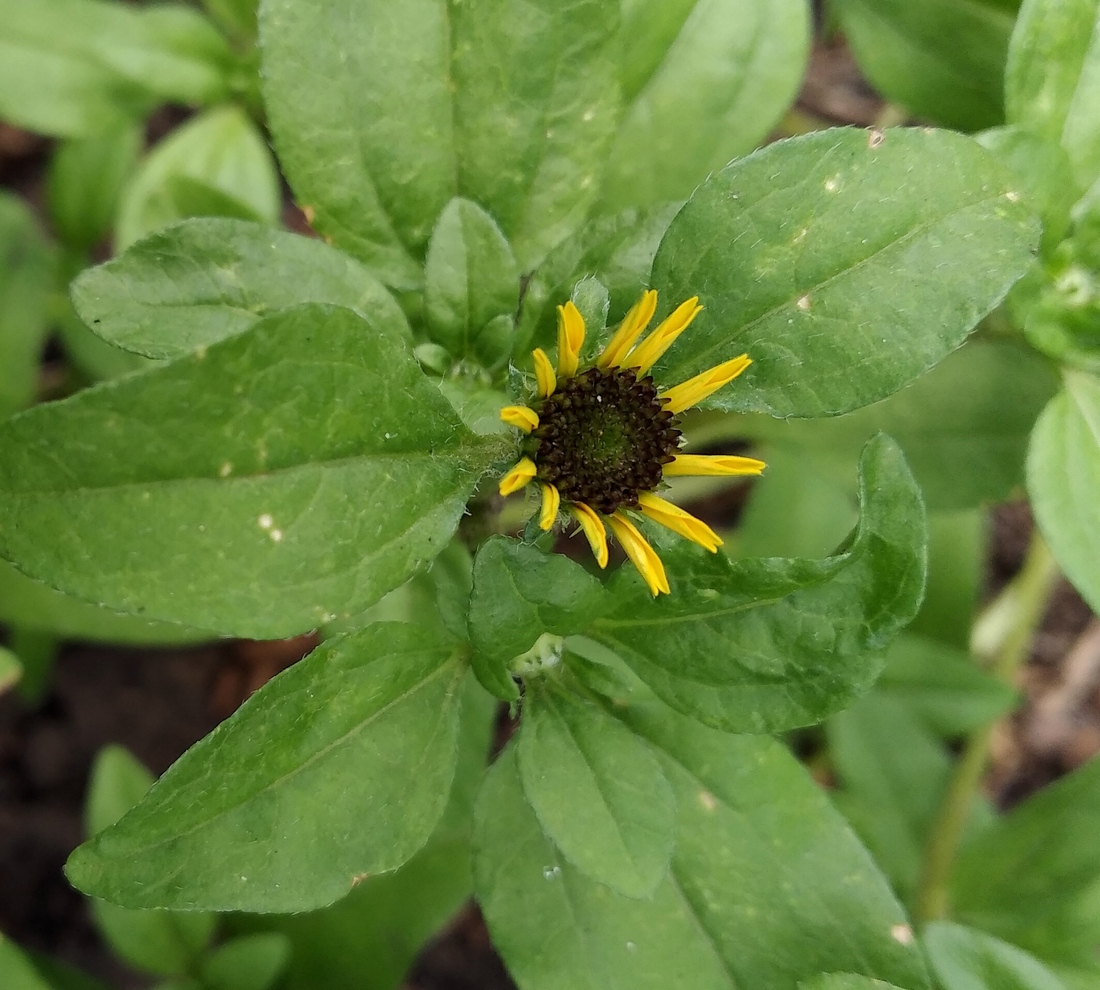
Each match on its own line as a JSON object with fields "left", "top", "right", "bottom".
{"left": 498, "top": 291, "right": 765, "bottom": 595}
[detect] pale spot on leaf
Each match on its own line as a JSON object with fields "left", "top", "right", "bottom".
{"left": 891, "top": 924, "right": 914, "bottom": 945}
{"left": 797, "top": 295, "right": 811, "bottom": 311}
{"left": 868, "top": 128, "right": 885, "bottom": 149}
{"left": 698, "top": 790, "right": 718, "bottom": 811}
{"left": 258, "top": 514, "right": 274, "bottom": 530}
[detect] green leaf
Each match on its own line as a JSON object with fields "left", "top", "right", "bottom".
{"left": 517, "top": 203, "right": 678, "bottom": 358}
{"left": 740, "top": 341, "right": 1058, "bottom": 509}
{"left": 800, "top": 978, "right": 910, "bottom": 990}
{"left": 976, "top": 127, "right": 1079, "bottom": 254}
{"left": 116, "top": 106, "right": 280, "bottom": 251}
{"left": 236, "top": 674, "right": 494, "bottom": 990}
{"left": 0, "top": 936, "right": 52, "bottom": 990}
{"left": 0, "top": 304, "right": 503, "bottom": 639}
{"left": 0, "top": 0, "right": 233, "bottom": 138}
{"left": 0, "top": 558, "right": 208, "bottom": 646}
{"left": 874, "top": 635, "right": 1017, "bottom": 736}
{"left": 0, "top": 193, "right": 54, "bottom": 418}
{"left": 259, "top": 0, "right": 620, "bottom": 286}
{"left": 908, "top": 511, "right": 985, "bottom": 649}
{"left": 827, "top": 695, "right": 990, "bottom": 907}
{"left": 831, "top": 0, "right": 1014, "bottom": 131}
{"left": 202, "top": 0, "right": 257, "bottom": 41}
{"left": 468, "top": 537, "right": 610, "bottom": 701}
{"left": 924, "top": 921, "right": 1069, "bottom": 990}
{"left": 734, "top": 448, "right": 858, "bottom": 560}
{"left": 953, "top": 754, "right": 1100, "bottom": 962}
{"left": 424, "top": 199, "right": 519, "bottom": 368}
{"left": 67, "top": 622, "right": 468, "bottom": 913}
{"left": 591, "top": 435, "right": 925, "bottom": 733}
{"left": 651, "top": 128, "right": 1040, "bottom": 418}
{"left": 0, "top": 647, "right": 21, "bottom": 695}
{"left": 477, "top": 705, "right": 931, "bottom": 990}
{"left": 1028, "top": 373, "right": 1100, "bottom": 613}
{"left": 73, "top": 218, "right": 406, "bottom": 361}
{"left": 516, "top": 680, "right": 675, "bottom": 898}
{"left": 600, "top": 0, "right": 809, "bottom": 211}
{"left": 84, "top": 747, "right": 215, "bottom": 976}
{"left": 474, "top": 744, "right": 738, "bottom": 990}
{"left": 1006, "top": 0, "right": 1100, "bottom": 191}
{"left": 201, "top": 934, "right": 290, "bottom": 990}
{"left": 46, "top": 121, "right": 143, "bottom": 253}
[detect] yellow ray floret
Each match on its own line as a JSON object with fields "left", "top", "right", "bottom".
{"left": 622, "top": 297, "right": 703, "bottom": 377}
{"left": 608, "top": 512, "right": 670, "bottom": 596}
{"left": 662, "top": 454, "right": 767, "bottom": 477}
{"left": 500, "top": 405, "right": 539, "bottom": 433}
{"left": 660, "top": 355, "right": 752, "bottom": 414}
{"left": 557, "top": 302, "right": 585, "bottom": 377}
{"left": 539, "top": 484, "right": 560, "bottom": 531}
{"left": 532, "top": 348, "right": 556, "bottom": 398}
{"left": 571, "top": 503, "right": 609, "bottom": 568}
{"left": 499, "top": 457, "right": 537, "bottom": 496}
{"left": 597, "top": 289, "right": 658, "bottom": 369}
{"left": 637, "top": 492, "right": 722, "bottom": 553}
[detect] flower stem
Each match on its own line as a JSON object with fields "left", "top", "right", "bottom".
{"left": 912, "top": 532, "right": 1058, "bottom": 925}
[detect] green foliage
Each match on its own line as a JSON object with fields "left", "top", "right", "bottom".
{"left": 652, "top": 129, "right": 1039, "bottom": 417}
{"left": 601, "top": 0, "right": 809, "bottom": 210}
{"left": 0, "top": 194, "right": 54, "bottom": 418}
{"left": 46, "top": 121, "right": 143, "bottom": 253}
{"left": 516, "top": 680, "right": 676, "bottom": 898}
{"left": 4, "top": 1, "right": 1096, "bottom": 987}
{"left": 0, "top": 646, "right": 21, "bottom": 695}
{"left": 424, "top": 198, "right": 520, "bottom": 368}
{"left": 590, "top": 436, "right": 926, "bottom": 732}
{"left": 1028, "top": 372, "right": 1100, "bottom": 613}
{"left": 741, "top": 342, "right": 1058, "bottom": 510}
{"left": 260, "top": 0, "right": 620, "bottom": 285}
{"left": 67, "top": 623, "right": 469, "bottom": 912}
{"left": 116, "top": 106, "right": 279, "bottom": 250}
{"left": 84, "top": 747, "right": 216, "bottom": 976}
{"left": 73, "top": 218, "right": 404, "bottom": 360}
{"left": 0, "top": 305, "right": 505, "bottom": 638}
{"left": 924, "top": 922, "right": 1069, "bottom": 990}
{"left": 953, "top": 755, "right": 1100, "bottom": 964}
{"left": 0, "top": 936, "right": 53, "bottom": 990}
{"left": 468, "top": 537, "right": 609, "bottom": 701}
{"left": 833, "top": 0, "right": 1016, "bottom": 131}
{"left": 476, "top": 706, "right": 930, "bottom": 990}
{"left": 0, "top": 0, "right": 234, "bottom": 137}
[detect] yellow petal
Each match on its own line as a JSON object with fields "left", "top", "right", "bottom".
{"left": 532, "top": 348, "right": 556, "bottom": 398}
{"left": 557, "top": 301, "right": 586, "bottom": 377}
{"left": 571, "top": 502, "right": 609, "bottom": 568}
{"left": 608, "top": 512, "right": 670, "bottom": 596}
{"left": 500, "top": 405, "right": 539, "bottom": 432}
{"left": 498, "top": 457, "right": 537, "bottom": 496}
{"left": 637, "top": 492, "right": 723, "bottom": 553}
{"left": 597, "top": 289, "right": 658, "bottom": 369}
{"left": 539, "top": 484, "right": 560, "bottom": 531}
{"left": 662, "top": 454, "right": 767, "bottom": 477}
{"left": 659, "top": 355, "right": 752, "bottom": 414}
{"left": 622, "top": 297, "right": 702, "bottom": 377}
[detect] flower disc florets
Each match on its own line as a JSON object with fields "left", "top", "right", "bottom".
{"left": 498, "top": 289, "right": 767, "bottom": 596}
{"left": 529, "top": 367, "right": 682, "bottom": 514}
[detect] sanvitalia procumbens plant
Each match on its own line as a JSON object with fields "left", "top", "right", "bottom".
{"left": 0, "top": 2, "right": 1044, "bottom": 988}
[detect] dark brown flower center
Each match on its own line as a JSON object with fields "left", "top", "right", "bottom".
{"left": 529, "top": 367, "right": 681, "bottom": 515}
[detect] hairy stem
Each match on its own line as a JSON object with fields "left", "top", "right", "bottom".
{"left": 913, "top": 533, "right": 1059, "bottom": 924}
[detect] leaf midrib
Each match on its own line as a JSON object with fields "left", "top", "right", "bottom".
{"left": 93, "top": 653, "right": 465, "bottom": 857}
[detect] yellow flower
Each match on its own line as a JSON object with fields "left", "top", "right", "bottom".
{"left": 497, "top": 291, "right": 765, "bottom": 596}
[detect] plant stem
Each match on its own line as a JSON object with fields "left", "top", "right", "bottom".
{"left": 912, "top": 533, "right": 1059, "bottom": 925}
